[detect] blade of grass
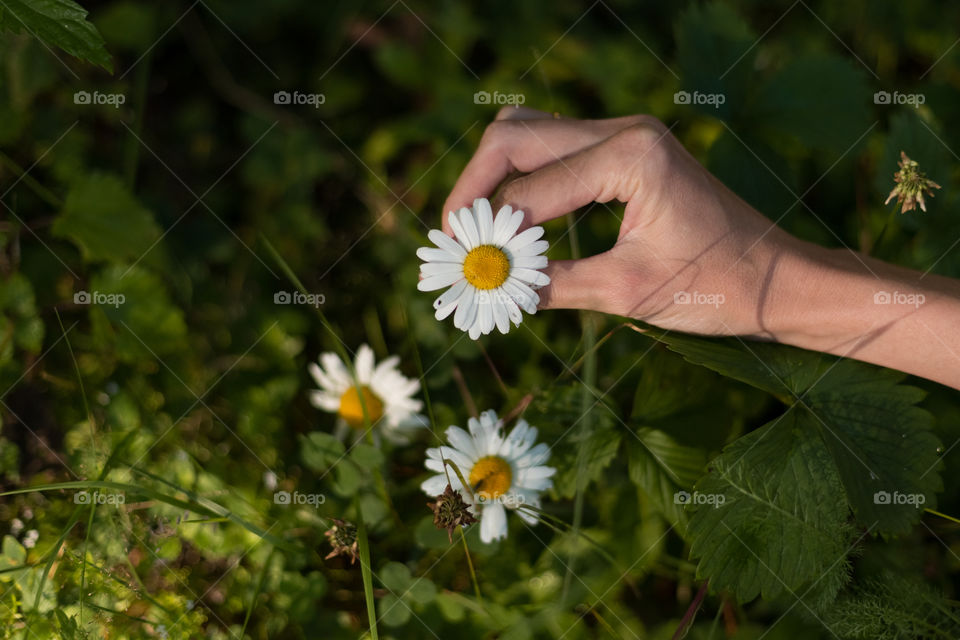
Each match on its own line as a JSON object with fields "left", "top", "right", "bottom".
{"left": 562, "top": 212, "right": 598, "bottom": 604}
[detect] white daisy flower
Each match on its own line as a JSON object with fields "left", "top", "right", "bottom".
{"left": 420, "top": 409, "right": 556, "bottom": 543}
{"left": 417, "top": 198, "right": 550, "bottom": 340}
{"left": 308, "top": 344, "right": 426, "bottom": 443}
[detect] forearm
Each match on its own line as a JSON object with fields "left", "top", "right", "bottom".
{"left": 770, "top": 240, "right": 960, "bottom": 389}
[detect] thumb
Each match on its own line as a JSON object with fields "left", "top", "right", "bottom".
{"left": 537, "top": 253, "right": 628, "bottom": 314}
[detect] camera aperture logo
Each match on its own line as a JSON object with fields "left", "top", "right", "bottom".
{"left": 873, "top": 90, "right": 924, "bottom": 108}
{"left": 873, "top": 290, "right": 925, "bottom": 308}
{"left": 74, "top": 490, "right": 125, "bottom": 505}
{"left": 474, "top": 90, "right": 525, "bottom": 106}
{"left": 674, "top": 90, "right": 726, "bottom": 109}
{"left": 274, "top": 291, "right": 325, "bottom": 307}
{"left": 74, "top": 290, "right": 125, "bottom": 308}
{"left": 74, "top": 90, "right": 126, "bottom": 108}
{"left": 274, "top": 490, "right": 326, "bottom": 507}
{"left": 873, "top": 490, "right": 925, "bottom": 506}
{"left": 674, "top": 490, "right": 725, "bottom": 508}
{"left": 673, "top": 290, "right": 725, "bottom": 308}
{"left": 273, "top": 90, "right": 325, "bottom": 108}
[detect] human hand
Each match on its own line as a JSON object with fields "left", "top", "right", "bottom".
{"left": 442, "top": 106, "right": 803, "bottom": 338}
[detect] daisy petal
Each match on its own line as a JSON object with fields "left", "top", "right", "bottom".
{"left": 512, "top": 268, "right": 551, "bottom": 287}
{"left": 418, "top": 271, "right": 465, "bottom": 292}
{"left": 434, "top": 279, "right": 468, "bottom": 320}
{"left": 494, "top": 207, "right": 525, "bottom": 246}
{"left": 504, "top": 226, "right": 545, "bottom": 253}
{"left": 448, "top": 210, "right": 473, "bottom": 251}
{"left": 480, "top": 502, "right": 507, "bottom": 543}
{"left": 428, "top": 229, "right": 467, "bottom": 257}
{"left": 417, "top": 246, "right": 462, "bottom": 263}
{"left": 492, "top": 296, "right": 510, "bottom": 334}
{"left": 474, "top": 198, "right": 494, "bottom": 244}
{"left": 454, "top": 288, "right": 478, "bottom": 331}
{"left": 459, "top": 208, "right": 481, "bottom": 249}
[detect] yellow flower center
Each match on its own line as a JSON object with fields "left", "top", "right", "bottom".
{"left": 469, "top": 455, "right": 513, "bottom": 501}
{"left": 338, "top": 386, "right": 384, "bottom": 428}
{"left": 462, "top": 245, "right": 511, "bottom": 290}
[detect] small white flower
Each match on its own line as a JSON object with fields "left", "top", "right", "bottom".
{"left": 417, "top": 198, "right": 550, "bottom": 339}
{"left": 309, "top": 344, "right": 426, "bottom": 443}
{"left": 421, "top": 409, "right": 556, "bottom": 543}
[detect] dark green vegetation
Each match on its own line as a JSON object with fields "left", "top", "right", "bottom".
{"left": 1, "top": 0, "right": 960, "bottom": 638}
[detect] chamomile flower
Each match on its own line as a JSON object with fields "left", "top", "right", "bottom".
{"left": 417, "top": 198, "right": 550, "bottom": 339}
{"left": 308, "top": 344, "right": 426, "bottom": 443}
{"left": 420, "top": 409, "right": 556, "bottom": 543}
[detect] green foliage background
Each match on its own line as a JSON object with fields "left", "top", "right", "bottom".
{"left": 1, "top": 0, "right": 960, "bottom": 638}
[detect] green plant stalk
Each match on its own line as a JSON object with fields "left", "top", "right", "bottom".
{"left": 356, "top": 506, "right": 380, "bottom": 640}
{"left": 262, "top": 235, "right": 397, "bottom": 520}
{"left": 458, "top": 526, "right": 483, "bottom": 605}
{"left": 0, "top": 150, "right": 62, "bottom": 208}
{"left": 123, "top": 52, "right": 152, "bottom": 188}
{"left": 241, "top": 547, "right": 273, "bottom": 637}
{"left": 563, "top": 212, "right": 598, "bottom": 603}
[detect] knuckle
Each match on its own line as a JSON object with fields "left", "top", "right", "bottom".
{"left": 612, "top": 121, "right": 670, "bottom": 153}
{"left": 480, "top": 119, "right": 517, "bottom": 150}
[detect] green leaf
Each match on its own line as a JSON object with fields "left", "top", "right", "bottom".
{"left": 0, "top": 0, "right": 112, "bottom": 71}
{"left": 641, "top": 326, "right": 942, "bottom": 534}
{"left": 350, "top": 443, "right": 385, "bottom": 470}
{"left": 88, "top": 264, "right": 187, "bottom": 361}
{"left": 527, "top": 385, "right": 621, "bottom": 498}
{"left": 300, "top": 432, "right": 345, "bottom": 471}
{"left": 751, "top": 52, "right": 872, "bottom": 153}
{"left": 378, "top": 593, "right": 410, "bottom": 627}
{"left": 806, "top": 360, "right": 941, "bottom": 535}
{"left": 53, "top": 173, "right": 162, "bottom": 264}
{"left": 379, "top": 562, "right": 412, "bottom": 592}
{"left": 687, "top": 408, "right": 853, "bottom": 605}
{"left": 627, "top": 428, "right": 708, "bottom": 526}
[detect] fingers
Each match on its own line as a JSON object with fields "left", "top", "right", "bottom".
{"left": 442, "top": 114, "right": 652, "bottom": 235}
{"left": 491, "top": 124, "right": 670, "bottom": 228}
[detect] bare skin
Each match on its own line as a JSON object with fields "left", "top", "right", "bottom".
{"left": 442, "top": 106, "right": 960, "bottom": 390}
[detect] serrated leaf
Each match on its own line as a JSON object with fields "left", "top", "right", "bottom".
{"left": 640, "top": 326, "right": 942, "bottom": 534}
{"left": 807, "top": 360, "right": 940, "bottom": 534}
{"left": 751, "top": 53, "right": 872, "bottom": 153}
{"left": 627, "top": 428, "right": 708, "bottom": 526}
{"left": 687, "top": 408, "right": 853, "bottom": 604}
{"left": 300, "top": 432, "right": 345, "bottom": 471}
{"left": 53, "top": 173, "right": 162, "bottom": 264}
{"left": 0, "top": 0, "right": 112, "bottom": 71}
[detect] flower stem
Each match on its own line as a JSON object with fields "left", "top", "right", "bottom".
{"left": 458, "top": 526, "right": 483, "bottom": 606}
{"left": 356, "top": 506, "right": 380, "bottom": 640}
